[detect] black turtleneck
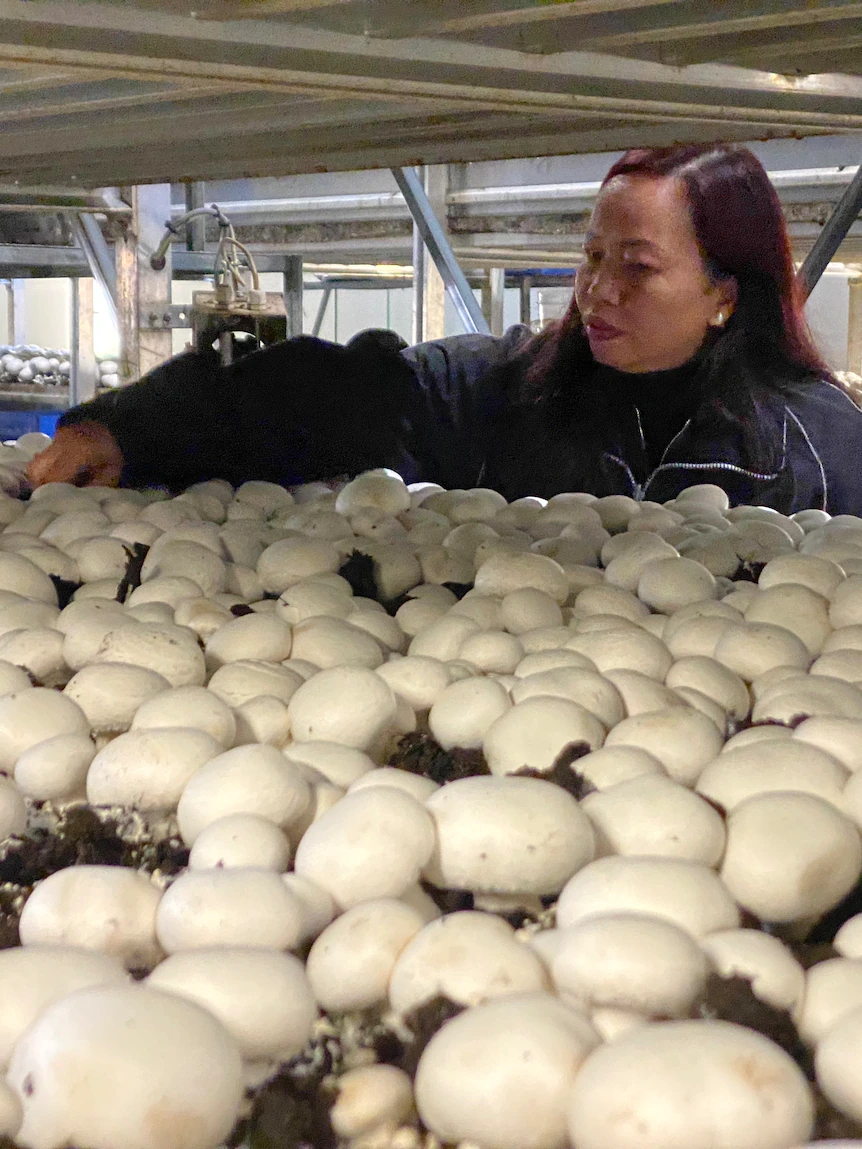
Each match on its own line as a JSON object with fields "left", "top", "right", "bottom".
{"left": 593, "top": 356, "right": 703, "bottom": 471}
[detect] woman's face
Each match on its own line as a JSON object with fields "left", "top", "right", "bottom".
{"left": 574, "top": 173, "right": 736, "bottom": 374}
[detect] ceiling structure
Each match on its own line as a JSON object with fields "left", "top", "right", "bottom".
{"left": 0, "top": 0, "right": 861, "bottom": 192}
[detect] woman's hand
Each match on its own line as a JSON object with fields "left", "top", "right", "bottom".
{"left": 26, "top": 422, "right": 124, "bottom": 489}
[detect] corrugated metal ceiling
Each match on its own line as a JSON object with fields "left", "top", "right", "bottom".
{"left": 1, "top": 0, "right": 862, "bottom": 190}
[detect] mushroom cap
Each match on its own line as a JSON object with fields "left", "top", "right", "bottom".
{"left": 0, "top": 946, "right": 129, "bottom": 1067}
{"left": 284, "top": 741, "right": 375, "bottom": 787}
{"left": 566, "top": 627, "right": 673, "bottom": 680}
{"left": 189, "top": 814, "right": 291, "bottom": 872}
{"left": 156, "top": 868, "right": 304, "bottom": 953}
{"left": 415, "top": 992, "right": 599, "bottom": 1149}
{"left": 177, "top": 744, "right": 310, "bottom": 844}
{"left": 483, "top": 695, "right": 605, "bottom": 775}
{"left": 146, "top": 947, "right": 316, "bottom": 1062}
{"left": 0, "top": 658, "right": 33, "bottom": 696}
{"left": 665, "top": 656, "right": 750, "bottom": 721}
{"left": 424, "top": 775, "right": 595, "bottom": 897}
{"left": 604, "top": 707, "right": 724, "bottom": 786}
{"left": 700, "top": 929, "right": 805, "bottom": 1016}
{"left": 64, "top": 663, "right": 170, "bottom": 733}
{"left": 636, "top": 556, "right": 718, "bottom": 614}
{"left": 567, "top": 1019, "right": 814, "bottom": 1149}
{"left": 330, "top": 1064, "right": 413, "bottom": 1142}
{"left": 557, "top": 856, "right": 739, "bottom": 938}
{"left": 294, "top": 787, "right": 435, "bottom": 909}
{"left": 500, "top": 587, "right": 564, "bottom": 635}
{"left": 744, "top": 583, "right": 832, "bottom": 656}
{"left": 257, "top": 538, "right": 342, "bottom": 596}
{"left": 581, "top": 775, "right": 726, "bottom": 865}
{"left": 287, "top": 665, "right": 398, "bottom": 753}
{"left": 132, "top": 685, "right": 236, "bottom": 748}
{"left": 429, "top": 677, "right": 511, "bottom": 750}
{"left": 388, "top": 910, "right": 548, "bottom": 1016}
{"left": 758, "top": 553, "right": 845, "bottom": 598}
{"left": 0, "top": 551, "right": 58, "bottom": 605}
{"left": 752, "top": 675, "right": 862, "bottom": 725}
{"left": 0, "top": 688, "right": 88, "bottom": 772}
{"left": 696, "top": 740, "right": 848, "bottom": 812}
{"left": 207, "top": 660, "right": 304, "bottom": 708}
{"left": 510, "top": 667, "right": 624, "bottom": 728}
{"left": 720, "top": 791, "right": 862, "bottom": 923}
{"left": 575, "top": 744, "right": 668, "bottom": 789}
{"left": 87, "top": 727, "right": 222, "bottom": 811}
{"left": 290, "top": 615, "right": 385, "bottom": 670}
{"left": 473, "top": 551, "right": 569, "bottom": 604}
{"left": 19, "top": 865, "right": 162, "bottom": 970}
{"left": 551, "top": 912, "right": 709, "bottom": 1017}
{"left": 204, "top": 613, "right": 292, "bottom": 670}
{"left": 798, "top": 958, "right": 862, "bottom": 1046}
{"left": 816, "top": 1005, "right": 862, "bottom": 1124}
{"left": 7, "top": 984, "right": 243, "bottom": 1149}
{"left": 91, "top": 624, "right": 206, "bottom": 688}
{"left": 376, "top": 655, "right": 452, "bottom": 711}
{"left": 306, "top": 898, "right": 425, "bottom": 1012}
{"left": 713, "top": 622, "right": 811, "bottom": 682}
{"left": 14, "top": 732, "right": 95, "bottom": 802}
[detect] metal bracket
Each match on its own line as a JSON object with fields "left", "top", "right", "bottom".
{"left": 71, "top": 213, "right": 117, "bottom": 315}
{"left": 391, "top": 166, "right": 490, "bottom": 337}
{"left": 140, "top": 303, "right": 193, "bottom": 329}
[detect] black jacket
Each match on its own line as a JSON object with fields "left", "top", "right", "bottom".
{"left": 61, "top": 329, "right": 862, "bottom": 514}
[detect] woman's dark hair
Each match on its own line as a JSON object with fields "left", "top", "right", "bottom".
{"left": 520, "top": 142, "right": 831, "bottom": 464}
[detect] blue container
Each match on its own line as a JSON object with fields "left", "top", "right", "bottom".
{"left": 0, "top": 409, "right": 63, "bottom": 441}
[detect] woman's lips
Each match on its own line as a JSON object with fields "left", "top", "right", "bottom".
{"left": 584, "top": 318, "right": 624, "bottom": 342}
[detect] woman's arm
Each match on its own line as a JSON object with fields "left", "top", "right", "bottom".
{"left": 29, "top": 336, "right": 419, "bottom": 491}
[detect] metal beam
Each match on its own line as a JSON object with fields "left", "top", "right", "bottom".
{"left": 799, "top": 163, "right": 862, "bottom": 299}
{"left": 391, "top": 166, "right": 489, "bottom": 337}
{"left": 72, "top": 213, "right": 117, "bottom": 310}
{"left": 311, "top": 283, "right": 334, "bottom": 337}
{"left": 283, "top": 255, "right": 303, "bottom": 338}
{"left": 69, "top": 276, "right": 97, "bottom": 405}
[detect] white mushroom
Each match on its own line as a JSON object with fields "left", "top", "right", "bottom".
{"left": 816, "top": 1005, "right": 862, "bottom": 1125}
{"left": 156, "top": 868, "right": 304, "bottom": 952}
{"left": 473, "top": 551, "right": 568, "bottom": 604}
{"left": 429, "top": 677, "right": 511, "bottom": 750}
{"left": 713, "top": 621, "right": 811, "bottom": 681}
{"left": 14, "top": 732, "right": 95, "bottom": 801}
{"left": 176, "top": 744, "right": 310, "bottom": 844}
{"left": 483, "top": 695, "right": 605, "bottom": 775}
{"left": 567, "top": 1019, "right": 813, "bottom": 1149}
{"left": 556, "top": 856, "right": 740, "bottom": 938}
{"left": 701, "top": 929, "right": 806, "bottom": 1017}
{"left": 208, "top": 660, "right": 304, "bottom": 708}
{"left": 203, "top": 612, "right": 292, "bottom": 670}
{"left": 284, "top": 741, "right": 375, "bottom": 787}
{"left": 696, "top": 739, "right": 848, "bottom": 812}
{"left": 19, "top": 865, "right": 162, "bottom": 970}
{"left": 575, "top": 744, "right": 668, "bottom": 789}
{"left": 289, "top": 615, "right": 384, "bottom": 669}
{"left": 64, "top": 663, "right": 169, "bottom": 733}
{"left": 720, "top": 792, "right": 862, "bottom": 922}
{"left": 293, "top": 787, "right": 435, "bottom": 909}
{"left": 798, "top": 958, "right": 862, "bottom": 1045}
{"left": 567, "top": 627, "right": 673, "bottom": 680}
{"left": 388, "top": 911, "right": 548, "bottom": 1015}
{"left": 132, "top": 684, "right": 237, "bottom": 747}
{"left": 7, "top": 985, "right": 243, "bottom": 1149}
{"left": 603, "top": 707, "right": 724, "bottom": 785}
{"left": 287, "top": 665, "right": 398, "bottom": 754}
{"left": 552, "top": 912, "right": 709, "bottom": 1017}
{"left": 581, "top": 774, "right": 726, "bottom": 864}
{"left": 91, "top": 623, "right": 206, "bottom": 688}
{"left": 189, "top": 813, "right": 291, "bottom": 871}
{"left": 0, "top": 945, "right": 129, "bottom": 1067}
{"left": 0, "top": 688, "right": 88, "bottom": 772}
{"left": 147, "top": 947, "right": 316, "bottom": 1063}
{"left": 330, "top": 1065, "right": 414, "bottom": 1147}
{"left": 376, "top": 655, "right": 452, "bottom": 711}
{"left": 306, "top": 898, "right": 425, "bottom": 1012}
{"left": 424, "top": 775, "right": 595, "bottom": 910}
{"left": 415, "top": 992, "right": 599, "bottom": 1149}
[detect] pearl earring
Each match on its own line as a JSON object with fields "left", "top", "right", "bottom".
{"left": 713, "top": 311, "right": 725, "bottom": 327}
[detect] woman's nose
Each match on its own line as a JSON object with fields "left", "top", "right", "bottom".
{"left": 584, "top": 264, "right": 622, "bottom": 306}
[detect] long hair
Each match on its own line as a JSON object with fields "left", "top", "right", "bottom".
{"left": 518, "top": 143, "right": 831, "bottom": 465}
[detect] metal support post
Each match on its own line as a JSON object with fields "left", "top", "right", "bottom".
{"left": 485, "top": 267, "right": 505, "bottom": 336}
{"left": 115, "top": 185, "right": 173, "bottom": 384}
{"left": 9, "top": 281, "right": 24, "bottom": 344}
{"left": 520, "top": 276, "right": 533, "bottom": 327}
{"left": 392, "top": 165, "right": 490, "bottom": 337}
{"left": 411, "top": 220, "right": 426, "bottom": 346}
{"left": 849, "top": 275, "right": 862, "bottom": 376}
{"left": 70, "top": 277, "right": 97, "bottom": 407}
{"left": 311, "top": 283, "right": 334, "bottom": 338}
{"left": 800, "top": 164, "right": 862, "bottom": 300}
{"left": 283, "top": 255, "right": 303, "bottom": 339}
{"left": 185, "top": 183, "right": 206, "bottom": 253}
{"left": 72, "top": 214, "right": 117, "bottom": 317}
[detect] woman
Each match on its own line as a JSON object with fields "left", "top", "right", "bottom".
{"left": 27, "top": 142, "right": 862, "bottom": 514}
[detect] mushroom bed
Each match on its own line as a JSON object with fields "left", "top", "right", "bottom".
{"left": 4, "top": 443, "right": 862, "bottom": 1149}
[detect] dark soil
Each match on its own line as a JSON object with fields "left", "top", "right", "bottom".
{"left": 48, "top": 574, "right": 83, "bottom": 610}
{"left": 0, "top": 805, "right": 188, "bottom": 890}
{"left": 115, "top": 542, "right": 150, "bottom": 604}
{"left": 387, "top": 731, "right": 490, "bottom": 786}
{"left": 514, "top": 741, "right": 594, "bottom": 798}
